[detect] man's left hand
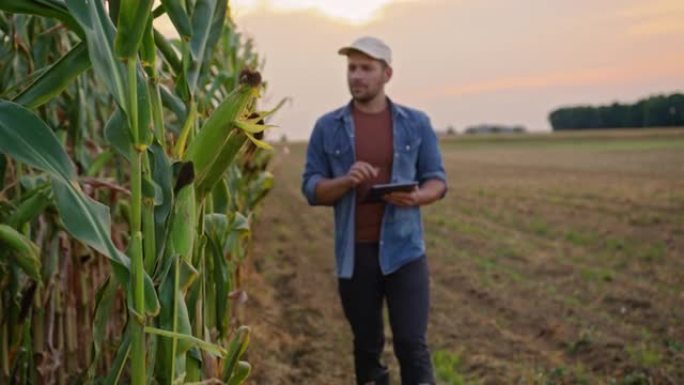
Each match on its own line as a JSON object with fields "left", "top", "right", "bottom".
{"left": 383, "top": 179, "right": 447, "bottom": 207}
{"left": 384, "top": 187, "right": 424, "bottom": 207}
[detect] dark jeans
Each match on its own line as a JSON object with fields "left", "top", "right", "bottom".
{"left": 338, "top": 243, "right": 435, "bottom": 385}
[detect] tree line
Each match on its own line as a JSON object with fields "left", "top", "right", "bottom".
{"left": 549, "top": 93, "right": 684, "bottom": 130}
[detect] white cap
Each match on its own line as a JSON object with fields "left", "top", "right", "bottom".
{"left": 338, "top": 36, "right": 392, "bottom": 65}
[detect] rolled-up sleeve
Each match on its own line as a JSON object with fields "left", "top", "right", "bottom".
{"left": 302, "top": 119, "right": 330, "bottom": 205}
{"left": 416, "top": 114, "right": 448, "bottom": 191}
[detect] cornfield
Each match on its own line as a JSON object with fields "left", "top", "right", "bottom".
{"left": 0, "top": 1, "right": 278, "bottom": 384}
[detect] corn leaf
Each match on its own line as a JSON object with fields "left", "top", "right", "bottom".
{"left": 148, "top": 141, "right": 173, "bottom": 260}
{"left": 0, "top": 100, "right": 75, "bottom": 180}
{"left": 114, "top": 0, "right": 153, "bottom": 59}
{"left": 13, "top": 43, "right": 91, "bottom": 109}
{"left": 227, "top": 361, "right": 251, "bottom": 385}
{"left": 88, "top": 275, "right": 119, "bottom": 382}
{"left": 145, "top": 326, "right": 226, "bottom": 357}
{"left": 104, "top": 325, "right": 132, "bottom": 385}
{"left": 0, "top": 0, "right": 84, "bottom": 37}
{"left": 153, "top": 28, "right": 182, "bottom": 74}
{"left": 186, "top": 0, "right": 217, "bottom": 92}
{"left": 104, "top": 108, "right": 133, "bottom": 161}
{"left": 161, "top": 0, "right": 192, "bottom": 39}
{"left": 0, "top": 224, "right": 42, "bottom": 281}
{"left": 221, "top": 326, "right": 250, "bottom": 380}
{"left": 65, "top": 0, "right": 127, "bottom": 111}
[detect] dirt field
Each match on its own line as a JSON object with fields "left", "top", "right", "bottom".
{"left": 244, "top": 129, "right": 684, "bottom": 385}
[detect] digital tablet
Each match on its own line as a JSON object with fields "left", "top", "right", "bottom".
{"left": 364, "top": 181, "right": 418, "bottom": 203}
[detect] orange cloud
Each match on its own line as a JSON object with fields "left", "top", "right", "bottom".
{"left": 618, "top": 0, "right": 684, "bottom": 37}
{"left": 421, "top": 53, "right": 684, "bottom": 99}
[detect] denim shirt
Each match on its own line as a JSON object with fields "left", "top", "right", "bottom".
{"left": 302, "top": 100, "right": 447, "bottom": 278}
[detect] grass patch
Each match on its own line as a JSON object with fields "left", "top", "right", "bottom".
{"left": 638, "top": 242, "right": 666, "bottom": 261}
{"left": 604, "top": 237, "right": 626, "bottom": 252}
{"left": 432, "top": 349, "right": 467, "bottom": 385}
{"left": 627, "top": 344, "right": 662, "bottom": 367}
{"left": 580, "top": 267, "right": 615, "bottom": 282}
{"left": 530, "top": 218, "right": 551, "bottom": 237}
{"left": 564, "top": 230, "right": 598, "bottom": 246}
{"left": 621, "top": 371, "right": 651, "bottom": 385}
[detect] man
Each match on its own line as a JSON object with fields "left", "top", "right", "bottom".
{"left": 301, "top": 36, "right": 447, "bottom": 385}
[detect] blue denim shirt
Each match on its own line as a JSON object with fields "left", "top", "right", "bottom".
{"left": 302, "top": 100, "right": 447, "bottom": 278}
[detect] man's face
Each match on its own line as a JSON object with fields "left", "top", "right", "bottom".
{"left": 346, "top": 51, "right": 391, "bottom": 103}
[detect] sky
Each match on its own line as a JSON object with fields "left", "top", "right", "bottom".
{"left": 227, "top": 0, "right": 684, "bottom": 140}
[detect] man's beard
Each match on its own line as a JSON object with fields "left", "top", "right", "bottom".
{"left": 349, "top": 85, "right": 379, "bottom": 104}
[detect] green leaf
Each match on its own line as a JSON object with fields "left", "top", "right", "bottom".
{"left": 227, "top": 361, "right": 251, "bottom": 385}
{"left": 210, "top": 179, "right": 231, "bottom": 214}
{"left": 145, "top": 326, "right": 226, "bottom": 357}
{"left": 104, "top": 324, "right": 132, "bottom": 385}
{"left": 0, "top": 0, "right": 84, "bottom": 37}
{"left": 161, "top": 0, "right": 192, "bottom": 39}
{"left": 13, "top": 43, "right": 91, "bottom": 109}
{"left": 154, "top": 255, "right": 198, "bottom": 384}
{"left": 114, "top": 0, "right": 153, "bottom": 59}
{"left": 203, "top": 0, "right": 228, "bottom": 62}
{"left": 0, "top": 100, "right": 75, "bottom": 181}
{"left": 222, "top": 326, "right": 250, "bottom": 380}
{"left": 65, "top": 0, "right": 127, "bottom": 110}
{"left": 187, "top": 0, "right": 217, "bottom": 92}
{"left": 6, "top": 186, "right": 51, "bottom": 228}
{"left": 104, "top": 108, "right": 133, "bottom": 161}
{"left": 88, "top": 275, "right": 119, "bottom": 382}
{"left": 247, "top": 171, "right": 274, "bottom": 209}
{"left": 153, "top": 28, "right": 182, "bottom": 74}
{"left": 0, "top": 224, "right": 42, "bottom": 281}
{"left": 140, "top": 17, "right": 156, "bottom": 75}
{"left": 159, "top": 84, "right": 187, "bottom": 132}
{"left": 148, "top": 141, "right": 173, "bottom": 260}
{"left": 194, "top": 131, "right": 248, "bottom": 197}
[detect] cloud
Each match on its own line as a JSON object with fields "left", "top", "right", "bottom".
{"left": 231, "top": 0, "right": 420, "bottom": 25}
{"left": 617, "top": 0, "right": 684, "bottom": 37}
{"left": 419, "top": 53, "right": 684, "bottom": 99}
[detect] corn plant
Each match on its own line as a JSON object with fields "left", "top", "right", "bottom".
{"left": 0, "top": 1, "right": 276, "bottom": 384}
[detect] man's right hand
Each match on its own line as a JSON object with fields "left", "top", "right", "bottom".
{"left": 314, "top": 161, "right": 379, "bottom": 205}
{"left": 346, "top": 161, "right": 379, "bottom": 186}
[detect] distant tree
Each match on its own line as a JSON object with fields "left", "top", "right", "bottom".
{"left": 549, "top": 93, "right": 684, "bottom": 130}
{"left": 445, "top": 125, "right": 457, "bottom": 135}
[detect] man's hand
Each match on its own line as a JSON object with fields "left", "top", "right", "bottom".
{"left": 313, "top": 161, "right": 380, "bottom": 205}
{"left": 384, "top": 187, "right": 424, "bottom": 207}
{"left": 383, "top": 179, "right": 447, "bottom": 207}
{"left": 346, "top": 161, "right": 379, "bottom": 186}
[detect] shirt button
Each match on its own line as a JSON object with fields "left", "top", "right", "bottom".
{"left": 405, "top": 145, "right": 410, "bottom": 150}
{"left": 335, "top": 149, "right": 340, "bottom": 155}
{"left": 380, "top": 241, "right": 384, "bottom": 246}
{"left": 394, "top": 153, "right": 399, "bottom": 158}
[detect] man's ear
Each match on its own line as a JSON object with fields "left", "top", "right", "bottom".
{"left": 384, "top": 66, "right": 393, "bottom": 83}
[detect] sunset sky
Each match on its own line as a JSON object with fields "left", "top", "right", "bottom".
{"left": 228, "top": 0, "right": 684, "bottom": 140}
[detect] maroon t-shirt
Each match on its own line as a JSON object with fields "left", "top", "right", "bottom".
{"left": 353, "top": 105, "right": 393, "bottom": 242}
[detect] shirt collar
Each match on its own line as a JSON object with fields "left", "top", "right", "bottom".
{"left": 335, "top": 97, "right": 408, "bottom": 121}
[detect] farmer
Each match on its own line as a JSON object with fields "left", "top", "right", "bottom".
{"left": 301, "top": 36, "right": 448, "bottom": 385}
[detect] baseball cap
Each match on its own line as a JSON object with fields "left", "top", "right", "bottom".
{"left": 338, "top": 36, "right": 392, "bottom": 65}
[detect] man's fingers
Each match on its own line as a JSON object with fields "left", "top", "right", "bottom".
{"left": 350, "top": 162, "right": 379, "bottom": 181}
